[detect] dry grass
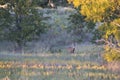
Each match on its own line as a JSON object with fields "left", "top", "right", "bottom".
{"left": 106, "top": 61, "right": 120, "bottom": 73}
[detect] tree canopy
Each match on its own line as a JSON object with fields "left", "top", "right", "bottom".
{"left": 0, "top": 0, "right": 47, "bottom": 53}
{"left": 68, "top": 0, "right": 120, "bottom": 22}
{"left": 68, "top": 0, "right": 120, "bottom": 62}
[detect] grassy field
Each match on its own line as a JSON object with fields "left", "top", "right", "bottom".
{"left": 0, "top": 44, "right": 119, "bottom": 80}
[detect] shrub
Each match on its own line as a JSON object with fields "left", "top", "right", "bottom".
{"left": 103, "top": 47, "right": 120, "bottom": 62}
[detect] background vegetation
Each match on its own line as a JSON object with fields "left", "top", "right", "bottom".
{"left": 68, "top": 0, "right": 120, "bottom": 62}
{"left": 0, "top": 0, "right": 120, "bottom": 80}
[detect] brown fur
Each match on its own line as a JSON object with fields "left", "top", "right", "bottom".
{"left": 67, "top": 47, "right": 75, "bottom": 53}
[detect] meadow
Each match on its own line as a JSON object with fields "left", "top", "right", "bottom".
{"left": 0, "top": 6, "right": 120, "bottom": 80}
{"left": 0, "top": 44, "right": 119, "bottom": 80}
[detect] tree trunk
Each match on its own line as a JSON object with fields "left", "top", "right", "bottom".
{"left": 14, "top": 42, "right": 24, "bottom": 54}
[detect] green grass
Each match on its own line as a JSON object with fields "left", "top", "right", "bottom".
{"left": 0, "top": 45, "right": 120, "bottom": 80}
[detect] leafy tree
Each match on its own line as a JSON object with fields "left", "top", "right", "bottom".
{"left": 52, "top": 0, "right": 68, "bottom": 6}
{"left": 33, "top": 0, "right": 49, "bottom": 8}
{"left": 33, "top": 0, "right": 69, "bottom": 8}
{"left": 68, "top": 12, "right": 95, "bottom": 42}
{"left": 0, "top": 0, "right": 47, "bottom": 53}
{"left": 68, "top": 0, "right": 120, "bottom": 61}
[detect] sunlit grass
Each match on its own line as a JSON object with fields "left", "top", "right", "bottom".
{"left": 0, "top": 45, "right": 119, "bottom": 80}
{"left": 0, "top": 54, "right": 120, "bottom": 80}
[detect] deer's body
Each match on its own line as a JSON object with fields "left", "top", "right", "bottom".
{"left": 67, "top": 47, "right": 75, "bottom": 53}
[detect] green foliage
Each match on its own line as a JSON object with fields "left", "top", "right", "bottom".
{"left": 68, "top": 12, "right": 95, "bottom": 42}
{"left": 0, "top": 8, "right": 13, "bottom": 40}
{"left": 92, "top": 29, "right": 103, "bottom": 43}
{"left": 52, "top": 0, "right": 68, "bottom": 6}
{"left": 0, "top": 0, "right": 47, "bottom": 52}
{"left": 32, "top": 0, "right": 49, "bottom": 8}
{"left": 32, "top": 0, "right": 69, "bottom": 8}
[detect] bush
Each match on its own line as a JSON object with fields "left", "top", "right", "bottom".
{"left": 103, "top": 48, "right": 120, "bottom": 62}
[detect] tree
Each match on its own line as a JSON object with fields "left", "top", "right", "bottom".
{"left": 52, "top": 0, "right": 68, "bottom": 7}
{"left": 33, "top": 0, "right": 49, "bottom": 8}
{"left": 68, "top": 12, "right": 95, "bottom": 43}
{"left": 33, "top": 0, "right": 56, "bottom": 8}
{"left": 0, "top": 0, "right": 47, "bottom": 53}
{"left": 68, "top": 0, "right": 120, "bottom": 61}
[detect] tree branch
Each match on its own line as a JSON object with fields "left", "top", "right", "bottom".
{"left": 113, "top": 22, "right": 120, "bottom": 27}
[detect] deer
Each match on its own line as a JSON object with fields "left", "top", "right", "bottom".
{"left": 67, "top": 42, "right": 75, "bottom": 53}
{"left": 67, "top": 47, "right": 75, "bottom": 53}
